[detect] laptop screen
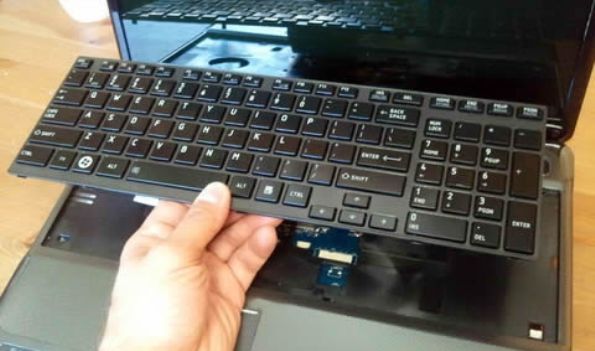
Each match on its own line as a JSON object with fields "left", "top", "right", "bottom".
{"left": 108, "top": 0, "right": 594, "bottom": 136}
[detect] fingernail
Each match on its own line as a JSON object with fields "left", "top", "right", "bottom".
{"left": 196, "top": 182, "right": 227, "bottom": 204}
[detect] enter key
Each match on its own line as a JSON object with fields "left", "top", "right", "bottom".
{"left": 356, "top": 147, "right": 411, "bottom": 172}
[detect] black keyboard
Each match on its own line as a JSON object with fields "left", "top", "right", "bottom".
{"left": 9, "top": 57, "right": 547, "bottom": 259}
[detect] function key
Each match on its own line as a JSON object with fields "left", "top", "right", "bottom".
{"left": 393, "top": 92, "right": 423, "bottom": 106}
{"left": 338, "top": 86, "right": 358, "bottom": 99}
{"left": 454, "top": 122, "right": 481, "bottom": 142}
{"left": 272, "top": 79, "right": 292, "bottom": 91}
{"left": 202, "top": 71, "right": 221, "bottom": 83}
{"left": 136, "top": 64, "right": 155, "bottom": 76}
{"left": 369, "top": 89, "right": 390, "bottom": 103}
{"left": 430, "top": 97, "right": 455, "bottom": 110}
{"left": 484, "top": 125, "right": 511, "bottom": 146}
{"left": 74, "top": 57, "right": 93, "bottom": 69}
{"left": 99, "top": 60, "right": 118, "bottom": 72}
{"left": 424, "top": 119, "right": 451, "bottom": 138}
{"left": 517, "top": 106, "right": 544, "bottom": 121}
{"left": 118, "top": 62, "right": 136, "bottom": 73}
{"left": 294, "top": 81, "right": 314, "bottom": 93}
{"left": 182, "top": 69, "right": 202, "bottom": 81}
{"left": 487, "top": 102, "right": 513, "bottom": 117}
{"left": 458, "top": 99, "right": 485, "bottom": 114}
{"left": 155, "top": 66, "right": 175, "bottom": 78}
{"left": 514, "top": 129, "right": 542, "bottom": 151}
{"left": 315, "top": 83, "right": 336, "bottom": 96}
{"left": 243, "top": 75, "right": 263, "bottom": 88}
{"left": 222, "top": 73, "right": 242, "bottom": 85}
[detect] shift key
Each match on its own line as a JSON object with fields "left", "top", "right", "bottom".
{"left": 336, "top": 168, "right": 405, "bottom": 196}
{"left": 28, "top": 125, "right": 82, "bottom": 148}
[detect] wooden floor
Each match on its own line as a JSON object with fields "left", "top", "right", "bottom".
{"left": 0, "top": 0, "right": 594, "bottom": 348}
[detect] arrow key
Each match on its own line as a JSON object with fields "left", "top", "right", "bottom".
{"left": 339, "top": 209, "right": 366, "bottom": 226}
{"left": 343, "top": 193, "right": 371, "bottom": 209}
{"left": 369, "top": 214, "right": 397, "bottom": 231}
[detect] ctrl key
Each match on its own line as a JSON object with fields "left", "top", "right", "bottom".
{"left": 504, "top": 202, "right": 537, "bottom": 254}
{"left": 16, "top": 145, "right": 53, "bottom": 166}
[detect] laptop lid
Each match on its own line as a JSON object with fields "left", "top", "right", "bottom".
{"left": 106, "top": 0, "right": 595, "bottom": 141}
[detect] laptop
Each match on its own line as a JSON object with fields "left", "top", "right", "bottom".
{"left": 1, "top": 0, "right": 591, "bottom": 350}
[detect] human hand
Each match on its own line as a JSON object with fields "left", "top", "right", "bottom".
{"left": 99, "top": 182, "right": 282, "bottom": 351}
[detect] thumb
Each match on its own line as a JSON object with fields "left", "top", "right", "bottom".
{"left": 165, "top": 182, "right": 231, "bottom": 258}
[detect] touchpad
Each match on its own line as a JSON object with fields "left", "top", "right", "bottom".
{"left": 0, "top": 254, "right": 117, "bottom": 351}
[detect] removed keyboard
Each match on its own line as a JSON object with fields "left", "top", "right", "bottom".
{"left": 9, "top": 57, "right": 546, "bottom": 259}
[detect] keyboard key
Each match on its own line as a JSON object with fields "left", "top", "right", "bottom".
{"left": 375, "top": 105, "right": 420, "bottom": 127}
{"left": 504, "top": 202, "right": 537, "bottom": 254}
{"left": 356, "top": 124, "right": 383, "bottom": 144}
{"left": 283, "top": 184, "right": 312, "bottom": 207}
{"left": 321, "top": 99, "right": 347, "bottom": 118}
{"left": 274, "top": 136, "right": 301, "bottom": 156}
{"left": 85, "top": 72, "right": 109, "bottom": 89}
{"left": 243, "top": 76, "right": 262, "bottom": 88}
{"left": 106, "top": 74, "right": 130, "bottom": 91}
{"left": 124, "top": 116, "right": 150, "bottom": 135}
{"left": 339, "top": 209, "right": 366, "bottom": 226}
{"left": 343, "top": 193, "right": 370, "bottom": 209}
{"left": 329, "top": 143, "right": 355, "bottom": 164}
{"left": 481, "top": 147, "right": 509, "bottom": 170}
{"left": 150, "top": 141, "right": 177, "bottom": 162}
{"left": 458, "top": 99, "right": 485, "bottom": 114}
{"left": 415, "top": 162, "right": 443, "bottom": 185}
{"left": 510, "top": 152, "right": 540, "bottom": 199}
{"left": 450, "top": 143, "right": 478, "bottom": 166}
{"left": 79, "top": 131, "right": 105, "bottom": 151}
{"left": 41, "top": 107, "right": 81, "bottom": 126}
{"left": 202, "top": 71, "right": 221, "bottom": 83}
{"left": 229, "top": 176, "right": 256, "bottom": 198}
{"left": 442, "top": 191, "right": 471, "bottom": 215}
{"left": 478, "top": 171, "right": 507, "bottom": 194}
{"left": 182, "top": 69, "right": 202, "bottom": 81}
{"left": 73, "top": 153, "right": 100, "bottom": 173}
{"left": 296, "top": 95, "right": 322, "bottom": 115}
{"left": 148, "top": 119, "right": 174, "bottom": 138}
{"left": 338, "top": 86, "right": 358, "bottom": 99}
{"left": 197, "top": 85, "right": 222, "bottom": 102}
{"left": 356, "top": 147, "right": 410, "bottom": 172}
{"left": 222, "top": 73, "right": 242, "bottom": 85}
{"left": 96, "top": 157, "right": 129, "bottom": 178}
{"left": 221, "top": 87, "right": 247, "bottom": 105}
{"left": 135, "top": 64, "right": 154, "bottom": 76}
{"left": 272, "top": 79, "right": 292, "bottom": 91}
{"left": 246, "top": 90, "right": 271, "bottom": 108}
{"left": 471, "top": 223, "right": 501, "bottom": 248}
{"left": 369, "top": 89, "right": 390, "bottom": 102}
{"left": 410, "top": 186, "right": 439, "bottom": 210}
{"left": 99, "top": 60, "right": 118, "bottom": 72}
{"left": 253, "top": 156, "right": 280, "bottom": 177}
{"left": 315, "top": 83, "right": 336, "bottom": 96}
{"left": 255, "top": 180, "right": 284, "bottom": 203}
{"left": 369, "top": 214, "right": 397, "bottom": 231}
{"left": 226, "top": 151, "right": 253, "bottom": 173}
{"left": 484, "top": 125, "right": 511, "bottom": 146}
{"left": 129, "top": 76, "right": 153, "bottom": 94}
{"left": 29, "top": 125, "right": 81, "bottom": 148}
{"left": 16, "top": 145, "right": 53, "bottom": 167}
{"left": 275, "top": 114, "right": 301, "bottom": 134}
{"left": 174, "top": 144, "right": 201, "bottom": 165}
{"left": 200, "top": 104, "right": 226, "bottom": 124}
{"left": 393, "top": 92, "right": 423, "bottom": 106}
{"left": 83, "top": 90, "right": 109, "bottom": 109}
{"left": 514, "top": 129, "right": 542, "bottom": 151}
{"left": 173, "top": 82, "right": 199, "bottom": 99}
{"left": 517, "top": 106, "right": 544, "bottom": 121}
{"left": 53, "top": 88, "right": 87, "bottom": 106}
{"left": 177, "top": 102, "right": 202, "bottom": 121}
{"left": 384, "top": 128, "right": 416, "bottom": 149}
{"left": 172, "top": 122, "right": 198, "bottom": 141}
{"left": 453, "top": 122, "right": 481, "bottom": 142}
{"left": 348, "top": 102, "right": 374, "bottom": 121}
{"left": 309, "top": 205, "right": 336, "bottom": 221}
{"left": 294, "top": 81, "right": 314, "bottom": 93}
{"left": 151, "top": 79, "right": 175, "bottom": 97}
{"left": 406, "top": 212, "right": 467, "bottom": 242}
{"left": 197, "top": 125, "right": 223, "bottom": 145}
{"left": 126, "top": 138, "right": 152, "bottom": 158}
{"left": 420, "top": 139, "right": 448, "bottom": 161}
{"left": 105, "top": 93, "right": 132, "bottom": 111}
{"left": 270, "top": 93, "right": 296, "bottom": 111}
{"left": 64, "top": 69, "right": 87, "bottom": 87}
{"left": 308, "top": 163, "right": 335, "bottom": 185}
{"left": 424, "top": 119, "right": 451, "bottom": 138}
{"left": 445, "top": 166, "right": 475, "bottom": 190}
{"left": 248, "top": 111, "right": 275, "bottom": 131}
{"left": 49, "top": 149, "right": 76, "bottom": 170}
{"left": 328, "top": 121, "right": 355, "bottom": 141}
{"left": 280, "top": 159, "right": 308, "bottom": 181}
{"left": 301, "top": 117, "right": 328, "bottom": 137}
{"left": 430, "top": 97, "right": 455, "bottom": 110}
{"left": 487, "top": 102, "right": 513, "bottom": 117}
{"left": 221, "top": 129, "right": 249, "bottom": 149}
{"left": 301, "top": 139, "right": 328, "bottom": 160}
{"left": 102, "top": 113, "right": 127, "bottom": 132}
{"left": 474, "top": 196, "right": 504, "bottom": 221}
{"left": 127, "top": 161, "right": 228, "bottom": 191}
{"left": 74, "top": 57, "right": 93, "bottom": 69}
{"left": 337, "top": 168, "right": 405, "bottom": 196}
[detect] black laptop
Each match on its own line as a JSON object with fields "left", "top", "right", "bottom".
{"left": 1, "top": 0, "right": 592, "bottom": 350}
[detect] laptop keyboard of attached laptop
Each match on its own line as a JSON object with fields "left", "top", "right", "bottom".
{"left": 9, "top": 57, "right": 546, "bottom": 259}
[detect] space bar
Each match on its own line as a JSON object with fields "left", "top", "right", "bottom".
{"left": 127, "top": 161, "right": 229, "bottom": 191}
